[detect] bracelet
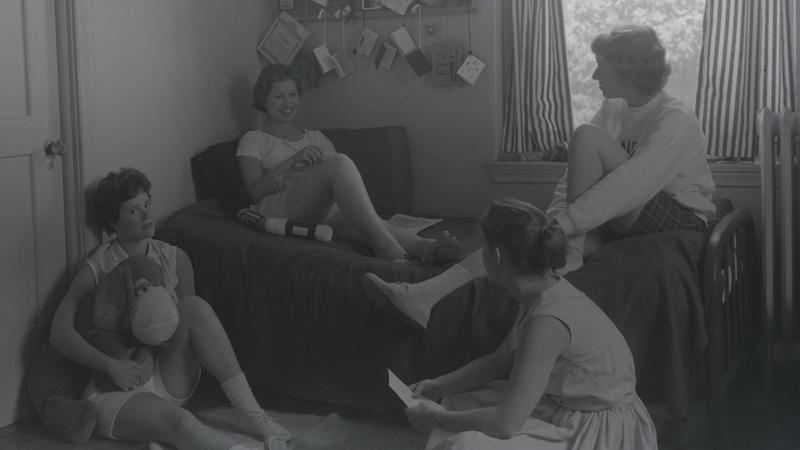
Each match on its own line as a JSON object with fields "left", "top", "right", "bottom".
{"left": 434, "top": 412, "right": 444, "bottom": 429}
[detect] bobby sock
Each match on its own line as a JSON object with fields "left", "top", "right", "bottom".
{"left": 221, "top": 373, "right": 291, "bottom": 441}
{"left": 221, "top": 372, "right": 261, "bottom": 413}
{"left": 411, "top": 263, "right": 473, "bottom": 309}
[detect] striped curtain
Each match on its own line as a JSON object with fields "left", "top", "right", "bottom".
{"left": 500, "top": 0, "right": 573, "bottom": 159}
{"left": 696, "top": 0, "right": 796, "bottom": 159}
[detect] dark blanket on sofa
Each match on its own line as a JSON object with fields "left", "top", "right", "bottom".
{"left": 158, "top": 200, "right": 707, "bottom": 421}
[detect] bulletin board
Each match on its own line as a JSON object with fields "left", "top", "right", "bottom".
{"left": 278, "top": 0, "right": 472, "bottom": 22}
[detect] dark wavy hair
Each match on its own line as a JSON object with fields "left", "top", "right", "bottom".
{"left": 252, "top": 64, "right": 302, "bottom": 114}
{"left": 94, "top": 167, "right": 151, "bottom": 234}
{"left": 591, "top": 25, "right": 671, "bottom": 96}
{"left": 480, "top": 198, "right": 567, "bottom": 273}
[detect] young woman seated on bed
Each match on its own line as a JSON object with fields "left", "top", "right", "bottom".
{"left": 362, "top": 24, "right": 717, "bottom": 329}
{"left": 236, "top": 64, "right": 460, "bottom": 264}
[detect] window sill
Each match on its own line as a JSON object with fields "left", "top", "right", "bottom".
{"left": 486, "top": 160, "right": 761, "bottom": 188}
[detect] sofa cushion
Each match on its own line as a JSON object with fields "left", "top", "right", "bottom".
{"left": 190, "top": 127, "right": 412, "bottom": 217}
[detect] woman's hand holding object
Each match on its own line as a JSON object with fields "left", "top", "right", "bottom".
{"left": 108, "top": 358, "right": 149, "bottom": 391}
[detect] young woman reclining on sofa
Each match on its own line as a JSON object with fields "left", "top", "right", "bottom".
{"left": 236, "top": 64, "right": 460, "bottom": 264}
{"left": 50, "top": 167, "right": 290, "bottom": 450}
{"left": 363, "top": 24, "right": 717, "bottom": 328}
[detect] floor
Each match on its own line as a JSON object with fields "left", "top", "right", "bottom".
{"left": 1, "top": 362, "right": 798, "bottom": 450}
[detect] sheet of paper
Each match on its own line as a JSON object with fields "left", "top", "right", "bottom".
{"left": 457, "top": 54, "right": 486, "bottom": 86}
{"left": 356, "top": 27, "right": 379, "bottom": 56}
{"left": 390, "top": 26, "right": 417, "bottom": 56}
{"left": 386, "top": 213, "right": 443, "bottom": 234}
{"left": 313, "top": 44, "right": 336, "bottom": 73}
{"left": 388, "top": 369, "right": 420, "bottom": 408}
{"left": 257, "top": 12, "right": 311, "bottom": 65}
{"left": 375, "top": 42, "right": 398, "bottom": 70}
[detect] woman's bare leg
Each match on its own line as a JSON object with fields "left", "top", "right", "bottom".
{"left": 286, "top": 154, "right": 406, "bottom": 260}
{"left": 156, "top": 295, "right": 289, "bottom": 442}
{"left": 113, "top": 393, "right": 239, "bottom": 450}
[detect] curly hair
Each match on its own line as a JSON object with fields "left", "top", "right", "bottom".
{"left": 252, "top": 64, "right": 302, "bottom": 114}
{"left": 94, "top": 167, "right": 151, "bottom": 234}
{"left": 591, "top": 25, "right": 671, "bottom": 96}
{"left": 480, "top": 198, "right": 567, "bottom": 273}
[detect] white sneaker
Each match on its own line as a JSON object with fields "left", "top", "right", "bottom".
{"left": 362, "top": 273, "right": 430, "bottom": 329}
{"left": 234, "top": 409, "right": 291, "bottom": 441}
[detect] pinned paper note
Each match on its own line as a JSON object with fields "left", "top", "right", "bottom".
{"left": 390, "top": 26, "right": 417, "bottom": 56}
{"left": 313, "top": 44, "right": 336, "bottom": 73}
{"left": 374, "top": 42, "right": 398, "bottom": 70}
{"left": 356, "top": 27, "right": 379, "bottom": 57}
{"left": 332, "top": 50, "right": 355, "bottom": 78}
{"left": 457, "top": 54, "right": 486, "bottom": 86}
{"left": 406, "top": 47, "right": 431, "bottom": 77}
{"left": 257, "top": 12, "right": 311, "bottom": 65}
{"left": 388, "top": 369, "right": 420, "bottom": 408}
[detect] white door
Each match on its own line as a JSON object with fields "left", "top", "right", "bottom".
{"left": 0, "top": 0, "right": 67, "bottom": 427}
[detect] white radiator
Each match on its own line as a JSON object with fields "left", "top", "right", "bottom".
{"left": 759, "top": 108, "right": 800, "bottom": 362}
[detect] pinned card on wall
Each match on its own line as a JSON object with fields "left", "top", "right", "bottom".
{"left": 313, "top": 44, "right": 336, "bottom": 73}
{"left": 257, "top": 12, "right": 311, "bottom": 65}
{"left": 390, "top": 26, "right": 417, "bottom": 56}
{"left": 432, "top": 41, "right": 466, "bottom": 86}
{"left": 332, "top": 50, "right": 355, "bottom": 78}
{"left": 456, "top": 54, "right": 486, "bottom": 85}
{"left": 374, "top": 42, "right": 398, "bottom": 70}
{"left": 405, "top": 47, "right": 431, "bottom": 77}
{"left": 356, "top": 27, "right": 379, "bottom": 57}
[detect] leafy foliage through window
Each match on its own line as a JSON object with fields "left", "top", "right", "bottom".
{"left": 563, "top": 0, "right": 706, "bottom": 125}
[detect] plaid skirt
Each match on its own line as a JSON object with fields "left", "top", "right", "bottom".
{"left": 624, "top": 191, "right": 709, "bottom": 238}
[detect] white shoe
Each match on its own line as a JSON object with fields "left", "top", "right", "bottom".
{"left": 234, "top": 409, "right": 291, "bottom": 441}
{"left": 362, "top": 273, "right": 430, "bottom": 329}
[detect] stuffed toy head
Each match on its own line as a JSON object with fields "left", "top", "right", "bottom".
{"left": 93, "top": 254, "right": 179, "bottom": 346}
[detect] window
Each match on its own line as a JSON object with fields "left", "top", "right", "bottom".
{"left": 563, "top": 0, "right": 706, "bottom": 125}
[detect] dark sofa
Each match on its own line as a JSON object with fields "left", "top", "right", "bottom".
{"left": 158, "top": 126, "right": 761, "bottom": 446}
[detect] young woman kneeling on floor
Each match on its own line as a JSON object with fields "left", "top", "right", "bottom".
{"left": 403, "top": 198, "right": 657, "bottom": 450}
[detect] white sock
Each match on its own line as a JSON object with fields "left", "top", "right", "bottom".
{"left": 221, "top": 372, "right": 260, "bottom": 413}
{"left": 363, "top": 264, "right": 473, "bottom": 329}
{"left": 410, "top": 264, "right": 473, "bottom": 309}
{"left": 221, "top": 373, "right": 291, "bottom": 442}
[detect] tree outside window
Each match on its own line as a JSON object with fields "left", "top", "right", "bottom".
{"left": 563, "top": 0, "right": 706, "bottom": 125}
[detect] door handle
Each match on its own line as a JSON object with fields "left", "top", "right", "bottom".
{"left": 44, "top": 139, "right": 66, "bottom": 157}
{"left": 44, "top": 139, "right": 66, "bottom": 169}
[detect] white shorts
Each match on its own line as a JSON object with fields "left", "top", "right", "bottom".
{"left": 82, "top": 358, "right": 201, "bottom": 439}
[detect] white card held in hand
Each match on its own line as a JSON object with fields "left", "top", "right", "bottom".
{"left": 388, "top": 369, "right": 420, "bottom": 408}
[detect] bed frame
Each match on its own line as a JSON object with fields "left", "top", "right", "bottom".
{"left": 703, "top": 202, "right": 762, "bottom": 446}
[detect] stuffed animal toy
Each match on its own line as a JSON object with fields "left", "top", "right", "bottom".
{"left": 26, "top": 255, "right": 180, "bottom": 443}
{"left": 85, "top": 254, "right": 179, "bottom": 391}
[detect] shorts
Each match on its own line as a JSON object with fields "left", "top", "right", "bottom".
{"left": 82, "top": 357, "right": 202, "bottom": 439}
{"left": 623, "top": 191, "right": 709, "bottom": 238}
{"left": 253, "top": 190, "right": 289, "bottom": 218}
